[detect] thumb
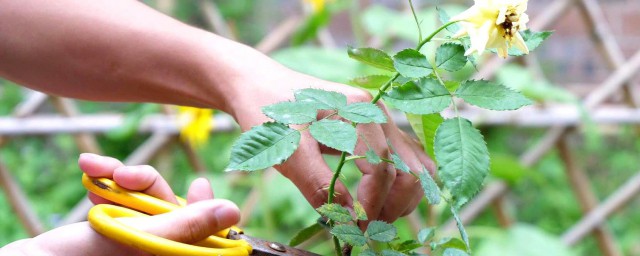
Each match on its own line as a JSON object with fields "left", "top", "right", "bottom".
{"left": 119, "top": 200, "right": 240, "bottom": 244}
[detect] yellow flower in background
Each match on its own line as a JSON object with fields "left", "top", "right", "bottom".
{"left": 304, "top": 0, "right": 329, "bottom": 13}
{"left": 451, "top": 0, "right": 529, "bottom": 58}
{"left": 178, "top": 106, "right": 213, "bottom": 147}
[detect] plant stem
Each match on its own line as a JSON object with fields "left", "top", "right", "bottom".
{"left": 408, "top": 0, "right": 423, "bottom": 43}
{"left": 416, "top": 21, "right": 458, "bottom": 51}
{"left": 328, "top": 152, "right": 348, "bottom": 204}
{"left": 370, "top": 73, "right": 400, "bottom": 104}
{"left": 324, "top": 20, "right": 459, "bottom": 255}
{"left": 333, "top": 236, "right": 342, "bottom": 256}
{"left": 326, "top": 18, "right": 459, "bottom": 204}
{"left": 345, "top": 155, "right": 366, "bottom": 162}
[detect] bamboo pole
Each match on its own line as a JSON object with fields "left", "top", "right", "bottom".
{"left": 557, "top": 137, "right": 621, "bottom": 256}
{"left": 0, "top": 163, "right": 45, "bottom": 236}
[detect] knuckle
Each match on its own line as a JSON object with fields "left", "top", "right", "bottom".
{"left": 312, "top": 185, "right": 330, "bottom": 208}
{"left": 183, "top": 213, "right": 208, "bottom": 243}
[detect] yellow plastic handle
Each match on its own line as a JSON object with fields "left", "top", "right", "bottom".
{"left": 82, "top": 174, "right": 252, "bottom": 256}
{"left": 88, "top": 204, "right": 249, "bottom": 256}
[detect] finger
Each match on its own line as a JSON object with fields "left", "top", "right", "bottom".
{"left": 112, "top": 165, "right": 179, "bottom": 205}
{"left": 354, "top": 123, "right": 395, "bottom": 225}
{"left": 378, "top": 128, "right": 427, "bottom": 222}
{"left": 119, "top": 200, "right": 240, "bottom": 244}
{"left": 78, "top": 153, "right": 124, "bottom": 178}
{"left": 88, "top": 192, "right": 111, "bottom": 205}
{"left": 277, "top": 133, "right": 353, "bottom": 210}
{"left": 403, "top": 130, "right": 437, "bottom": 176}
{"left": 187, "top": 178, "right": 214, "bottom": 203}
{"left": 379, "top": 172, "right": 422, "bottom": 222}
{"left": 78, "top": 153, "right": 130, "bottom": 205}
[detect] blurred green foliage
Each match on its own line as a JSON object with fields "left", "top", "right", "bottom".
{"left": 1, "top": 1, "right": 639, "bottom": 256}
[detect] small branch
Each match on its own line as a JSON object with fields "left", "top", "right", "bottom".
{"left": 408, "top": 0, "right": 423, "bottom": 43}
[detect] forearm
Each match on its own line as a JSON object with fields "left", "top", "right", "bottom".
{"left": 0, "top": 0, "right": 282, "bottom": 113}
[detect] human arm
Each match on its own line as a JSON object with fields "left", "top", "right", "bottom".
{"left": 0, "top": 0, "right": 434, "bottom": 223}
{"left": 0, "top": 153, "right": 240, "bottom": 256}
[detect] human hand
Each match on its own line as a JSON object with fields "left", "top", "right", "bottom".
{"left": 227, "top": 67, "right": 435, "bottom": 225}
{"left": 0, "top": 153, "right": 240, "bottom": 256}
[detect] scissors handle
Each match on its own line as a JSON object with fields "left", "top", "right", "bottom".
{"left": 82, "top": 174, "right": 252, "bottom": 256}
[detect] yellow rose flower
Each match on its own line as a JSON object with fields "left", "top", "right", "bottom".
{"left": 451, "top": 0, "right": 530, "bottom": 58}
{"left": 178, "top": 106, "right": 213, "bottom": 147}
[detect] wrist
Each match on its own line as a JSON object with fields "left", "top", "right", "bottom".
{"left": 195, "top": 34, "right": 296, "bottom": 118}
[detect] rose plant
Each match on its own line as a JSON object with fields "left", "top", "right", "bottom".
{"left": 226, "top": 0, "right": 551, "bottom": 255}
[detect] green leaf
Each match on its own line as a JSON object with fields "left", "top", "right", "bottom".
{"left": 435, "top": 43, "right": 467, "bottom": 72}
{"left": 393, "top": 49, "right": 432, "bottom": 78}
{"left": 506, "top": 30, "right": 553, "bottom": 56}
{"left": 444, "top": 80, "right": 461, "bottom": 93}
{"left": 261, "top": 101, "right": 317, "bottom": 124}
{"left": 316, "top": 203, "right": 353, "bottom": 223}
{"left": 451, "top": 206, "right": 470, "bottom": 251}
{"left": 226, "top": 122, "right": 301, "bottom": 171}
{"left": 406, "top": 113, "right": 444, "bottom": 160}
{"left": 272, "top": 47, "right": 360, "bottom": 83}
{"left": 353, "top": 201, "right": 368, "bottom": 221}
{"left": 365, "top": 149, "right": 382, "bottom": 165}
{"left": 338, "top": 102, "right": 387, "bottom": 124}
{"left": 383, "top": 78, "right": 452, "bottom": 115}
{"left": 435, "top": 118, "right": 489, "bottom": 207}
{"left": 437, "top": 6, "right": 460, "bottom": 33}
{"left": 490, "top": 153, "right": 540, "bottom": 186}
{"left": 331, "top": 225, "right": 366, "bottom": 246}
{"left": 289, "top": 222, "right": 323, "bottom": 246}
{"left": 391, "top": 154, "right": 410, "bottom": 173}
{"left": 348, "top": 47, "right": 396, "bottom": 72}
{"left": 309, "top": 120, "right": 357, "bottom": 154}
{"left": 387, "top": 141, "right": 411, "bottom": 173}
{"left": 420, "top": 167, "right": 441, "bottom": 205}
{"left": 433, "top": 237, "right": 467, "bottom": 251}
{"left": 349, "top": 75, "right": 393, "bottom": 90}
{"left": 443, "top": 248, "right": 470, "bottom": 256}
{"left": 360, "top": 249, "right": 377, "bottom": 256}
{"left": 381, "top": 250, "right": 406, "bottom": 256}
{"left": 457, "top": 37, "right": 478, "bottom": 67}
{"left": 418, "top": 227, "right": 435, "bottom": 244}
{"left": 394, "top": 240, "right": 422, "bottom": 253}
{"left": 456, "top": 80, "right": 533, "bottom": 110}
{"left": 295, "top": 88, "right": 347, "bottom": 110}
{"left": 366, "top": 220, "right": 397, "bottom": 242}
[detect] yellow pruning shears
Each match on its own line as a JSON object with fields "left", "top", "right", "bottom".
{"left": 82, "top": 174, "right": 319, "bottom": 256}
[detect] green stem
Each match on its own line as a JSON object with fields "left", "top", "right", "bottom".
{"left": 370, "top": 73, "right": 400, "bottom": 104}
{"left": 408, "top": 0, "right": 422, "bottom": 43}
{"left": 324, "top": 19, "right": 459, "bottom": 255}
{"left": 369, "top": 20, "right": 459, "bottom": 105}
{"left": 332, "top": 236, "right": 342, "bottom": 256}
{"left": 416, "top": 20, "right": 458, "bottom": 51}
{"left": 328, "top": 152, "right": 348, "bottom": 204}
{"left": 345, "top": 155, "right": 366, "bottom": 162}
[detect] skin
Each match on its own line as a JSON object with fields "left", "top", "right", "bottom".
{"left": 0, "top": 153, "right": 241, "bottom": 255}
{"left": 0, "top": 0, "right": 434, "bottom": 228}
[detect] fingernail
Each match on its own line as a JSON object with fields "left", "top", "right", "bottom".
{"left": 213, "top": 202, "right": 240, "bottom": 227}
